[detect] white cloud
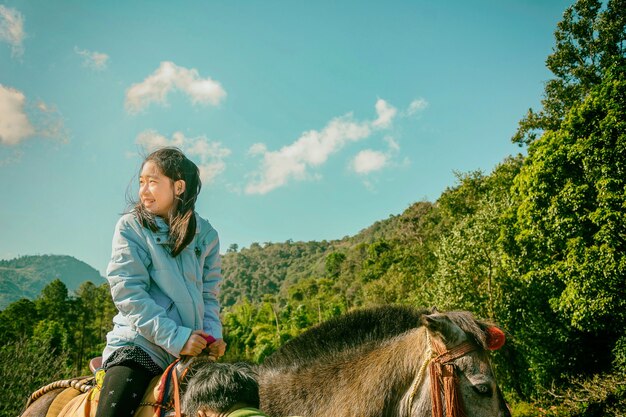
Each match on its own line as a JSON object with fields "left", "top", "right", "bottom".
{"left": 245, "top": 115, "right": 371, "bottom": 195}
{"left": 0, "top": 84, "right": 67, "bottom": 146}
{"left": 31, "top": 101, "right": 69, "bottom": 142}
{"left": 74, "top": 47, "right": 109, "bottom": 71}
{"left": 136, "top": 130, "right": 231, "bottom": 184}
{"left": 248, "top": 143, "right": 267, "bottom": 156}
{"left": 245, "top": 100, "right": 398, "bottom": 195}
{"left": 349, "top": 135, "right": 403, "bottom": 178}
{"left": 406, "top": 98, "right": 428, "bottom": 116}
{"left": 351, "top": 149, "right": 388, "bottom": 174}
{"left": 125, "top": 61, "right": 226, "bottom": 114}
{"left": 136, "top": 130, "right": 184, "bottom": 150}
{"left": 0, "top": 5, "right": 25, "bottom": 58}
{"left": 384, "top": 136, "right": 400, "bottom": 152}
{"left": 0, "top": 85, "right": 34, "bottom": 145}
{"left": 372, "top": 99, "right": 397, "bottom": 128}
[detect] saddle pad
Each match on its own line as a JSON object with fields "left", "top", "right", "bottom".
{"left": 56, "top": 391, "right": 93, "bottom": 417}
{"left": 45, "top": 388, "right": 82, "bottom": 417}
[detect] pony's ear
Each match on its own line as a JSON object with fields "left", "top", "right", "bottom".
{"left": 422, "top": 313, "right": 465, "bottom": 346}
{"left": 423, "top": 313, "right": 444, "bottom": 330}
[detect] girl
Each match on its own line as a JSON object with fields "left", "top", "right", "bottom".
{"left": 97, "top": 147, "right": 226, "bottom": 417}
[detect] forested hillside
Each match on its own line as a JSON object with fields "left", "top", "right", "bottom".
{"left": 1, "top": 1, "right": 625, "bottom": 416}
{"left": 219, "top": 200, "right": 433, "bottom": 307}
{"left": 0, "top": 255, "right": 104, "bottom": 309}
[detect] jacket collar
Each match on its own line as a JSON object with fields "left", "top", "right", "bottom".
{"left": 152, "top": 214, "right": 200, "bottom": 245}
{"left": 154, "top": 214, "right": 201, "bottom": 233}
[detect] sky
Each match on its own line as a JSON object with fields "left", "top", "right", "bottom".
{"left": 0, "top": 0, "right": 575, "bottom": 275}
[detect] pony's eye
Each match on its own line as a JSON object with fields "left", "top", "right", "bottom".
{"left": 473, "top": 383, "right": 493, "bottom": 397}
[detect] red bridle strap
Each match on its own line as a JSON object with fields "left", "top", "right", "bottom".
{"left": 429, "top": 341, "right": 476, "bottom": 417}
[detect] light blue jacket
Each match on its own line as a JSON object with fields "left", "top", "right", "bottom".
{"left": 102, "top": 211, "right": 222, "bottom": 370}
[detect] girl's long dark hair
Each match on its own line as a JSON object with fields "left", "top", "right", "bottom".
{"left": 131, "top": 147, "right": 202, "bottom": 257}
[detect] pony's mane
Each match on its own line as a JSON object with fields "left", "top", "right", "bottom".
{"left": 262, "top": 305, "right": 431, "bottom": 368}
{"left": 437, "top": 310, "right": 492, "bottom": 349}
{"left": 262, "top": 306, "right": 493, "bottom": 369}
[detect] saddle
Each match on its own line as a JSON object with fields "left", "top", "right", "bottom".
{"left": 27, "top": 358, "right": 185, "bottom": 417}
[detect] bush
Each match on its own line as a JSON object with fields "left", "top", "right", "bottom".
{"left": 612, "top": 335, "right": 626, "bottom": 371}
{"left": 509, "top": 372, "right": 626, "bottom": 417}
{"left": 0, "top": 338, "right": 72, "bottom": 417}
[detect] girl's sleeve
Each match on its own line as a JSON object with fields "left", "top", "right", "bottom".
{"left": 202, "top": 228, "right": 223, "bottom": 339}
{"left": 106, "top": 216, "right": 192, "bottom": 357}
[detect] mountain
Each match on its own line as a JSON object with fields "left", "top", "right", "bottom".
{"left": 0, "top": 255, "right": 105, "bottom": 309}
{"left": 220, "top": 201, "right": 437, "bottom": 307}
{"left": 0, "top": 201, "right": 432, "bottom": 310}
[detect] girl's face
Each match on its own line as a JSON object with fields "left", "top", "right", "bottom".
{"left": 139, "top": 161, "right": 177, "bottom": 218}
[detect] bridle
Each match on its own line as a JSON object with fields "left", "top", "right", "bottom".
{"left": 153, "top": 355, "right": 217, "bottom": 417}
{"left": 429, "top": 338, "right": 476, "bottom": 417}
{"left": 407, "top": 331, "right": 477, "bottom": 417}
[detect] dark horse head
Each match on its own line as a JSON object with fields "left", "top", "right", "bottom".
{"left": 257, "top": 305, "right": 511, "bottom": 417}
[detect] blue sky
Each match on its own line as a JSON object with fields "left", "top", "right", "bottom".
{"left": 0, "top": 1, "right": 573, "bottom": 275}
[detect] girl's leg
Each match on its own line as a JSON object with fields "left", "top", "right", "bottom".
{"left": 95, "top": 363, "right": 154, "bottom": 417}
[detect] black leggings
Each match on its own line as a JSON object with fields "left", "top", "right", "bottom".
{"left": 95, "top": 363, "right": 155, "bottom": 417}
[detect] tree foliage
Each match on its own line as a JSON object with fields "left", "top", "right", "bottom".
{"left": 432, "top": 157, "right": 523, "bottom": 320}
{"left": 513, "top": 0, "right": 625, "bottom": 145}
{"left": 0, "top": 339, "right": 72, "bottom": 417}
{"left": 501, "top": 63, "right": 626, "bottom": 394}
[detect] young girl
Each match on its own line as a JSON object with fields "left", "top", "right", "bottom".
{"left": 97, "top": 147, "right": 226, "bottom": 417}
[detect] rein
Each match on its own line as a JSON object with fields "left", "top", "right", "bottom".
{"left": 154, "top": 355, "right": 204, "bottom": 417}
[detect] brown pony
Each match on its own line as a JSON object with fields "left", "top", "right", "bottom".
{"left": 257, "top": 306, "right": 511, "bottom": 417}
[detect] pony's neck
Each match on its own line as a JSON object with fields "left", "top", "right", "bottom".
{"left": 340, "top": 326, "right": 433, "bottom": 417}
{"left": 387, "top": 327, "right": 435, "bottom": 417}
{"left": 258, "top": 325, "right": 435, "bottom": 417}
{"left": 397, "top": 328, "right": 437, "bottom": 417}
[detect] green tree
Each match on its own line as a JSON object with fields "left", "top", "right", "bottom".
{"left": 94, "top": 283, "right": 116, "bottom": 347}
{"left": 73, "top": 281, "right": 110, "bottom": 373}
{"left": 503, "top": 64, "right": 626, "bottom": 394}
{"left": 36, "top": 279, "right": 69, "bottom": 322}
{"left": 325, "top": 252, "right": 346, "bottom": 278}
{"left": 0, "top": 298, "right": 38, "bottom": 344}
{"left": 513, "top": 0, "right": 626, "bottom": 145}
{"left": 433, "top": 198, "right": 504, "bottom": 319}
{"left": 430, "top": 157, "right": 522, "bottom": 318}
{"left": 31, "top": 320, "right": 69, "bottom": 353}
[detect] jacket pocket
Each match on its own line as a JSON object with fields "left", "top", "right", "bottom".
{"left": 150, "top": 283, "right": 184, "bottom": 326}
{"left": 165, "top": 300, "right": 183, "bottom": 326}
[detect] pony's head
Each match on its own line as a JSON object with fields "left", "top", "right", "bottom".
{"left": 420, "top": 311, "right": 511, "bottom": 417}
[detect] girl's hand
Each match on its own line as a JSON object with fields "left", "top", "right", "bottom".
{"left": 180, "top": 330, "right": 209, "bottom": 356}
{"left": 206, "top": 338, "right": 227, "bottom": 360}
